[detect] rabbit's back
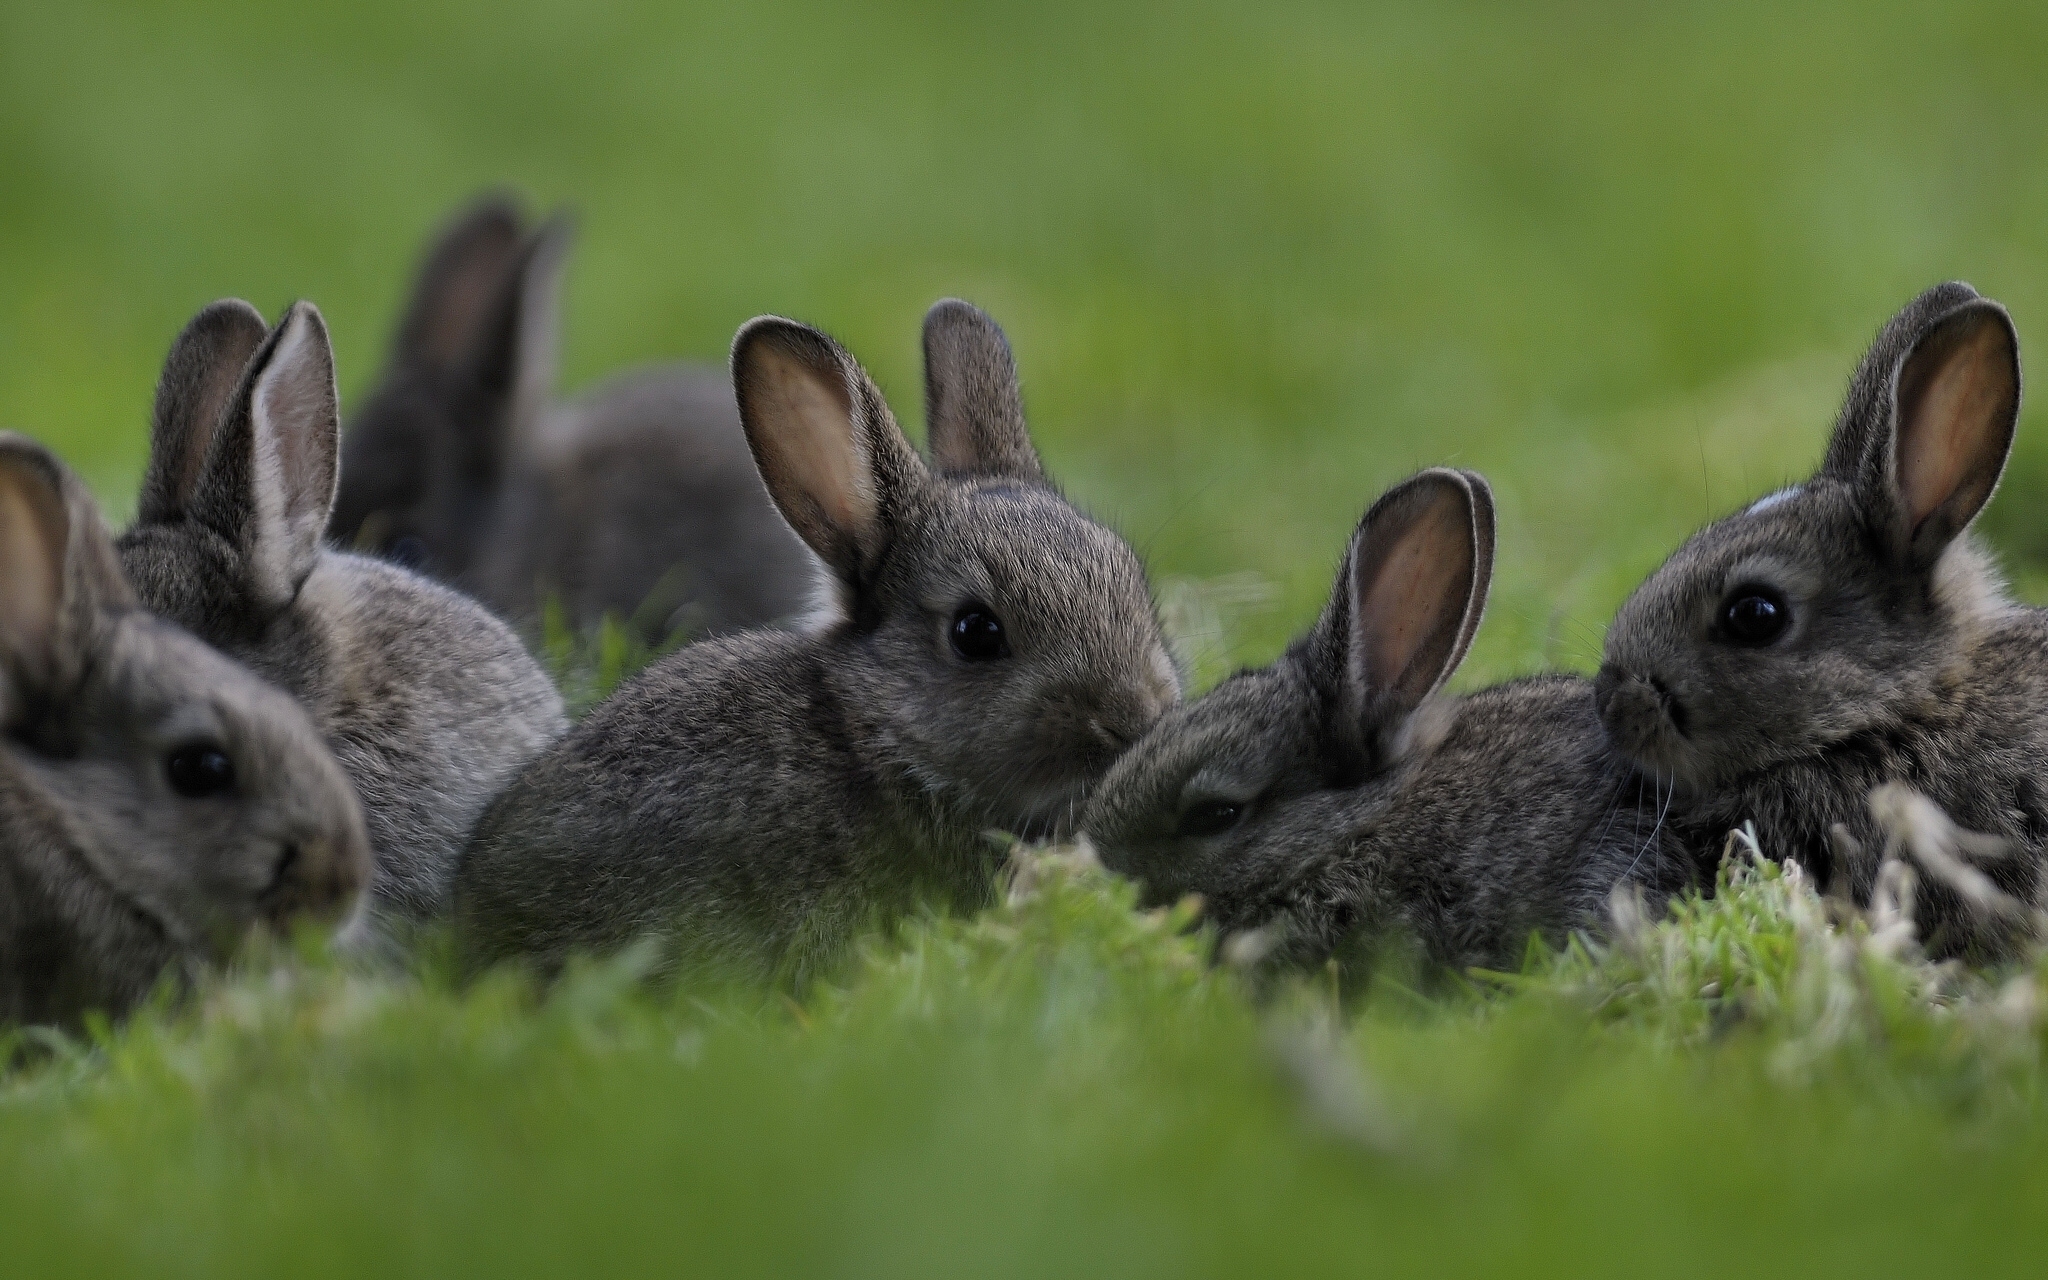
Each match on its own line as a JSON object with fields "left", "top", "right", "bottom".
{"left": 481, "top": 364, "right": 817, "bottom": 640}
{"left": 456, "top": 630, "right": 991, "bottom": 979}
{"left": 301, "top": 552, "right": 567, "bottom": 916}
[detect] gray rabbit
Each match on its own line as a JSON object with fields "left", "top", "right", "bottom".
{"left": 1599, "top": 282, "right": 2046, "bottom": 958}
{"left": 117, "top": 299, "right": 567, "bottom": 927}
{"left": 1083, "top": 469, "right": 1694, "bottom": 973}
{"left": 328, "top": 195, "right": 817, "bottom": 642}
{"left": 455, "top": 300, "right": 1181, "bottom": 981}
{"left": 0, "top": 434, "right": 368, "bottom": 1025}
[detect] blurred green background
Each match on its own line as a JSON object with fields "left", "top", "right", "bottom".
{"left": 9, "top": 5, "right": 2048, "bottom": 1276}
{"left": 10, "top": 0, "right": 2048, "bottom": 682}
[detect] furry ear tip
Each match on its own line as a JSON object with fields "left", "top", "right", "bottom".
{"left": 451, "top": 191, "right": 528, "bottom": 235}
{"left": 923, "top": 297, "right": 1002, "bottom": 338}
{"left": 196, "top": 297, "right": 268, "bottom": 327}
{"left": 0, "top": 434, "right": 65, "bottom": 505}
{"left": 731, "top": 316, "right": 837, "bottom": 371}
{"left": 271, "top": 300, "right": 333, "bottom": 351}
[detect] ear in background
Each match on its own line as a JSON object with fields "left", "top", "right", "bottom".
{"left": 137, "top": 299, "right": 269, "bottom": 524}
{"left": 733, "top": 317, "right": 925, "bottom": 586}
{"left": 1341, "top": 468, "right": 1490, "bottom": 744}
{"left": 921, "top": 298, "right": 1045, "bottom": 482}
{"left": 1891, "top": 300, "right": 2020, "bottom": 562}
{"left": 459, "top": 213, "right": 572, "bottom": 467}
{"left": 392, "top": 194, "right": 529, "bottom": 371}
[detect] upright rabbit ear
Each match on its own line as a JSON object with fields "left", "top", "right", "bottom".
{"left": 191, "top": 303, "right": 342, "bottom": 610}
{"left": 1886, "top": 300, "right": 2020, "bottom": 564}
{"left": 1819, "top": 283, "right": 2021, "bottom": 567}
{"left": 457, "top": 212, "right": 572, "bottom": 468}
{"left": 733, "top": 317, "right": 926, "bottom": 588}
{"left": 137, "top": 300, "right": 269, "bottom": 524}
{"left": 1315, "top": 468, "right": 1492, "bottom": 759}
{"left": 0, "top": 435, "right": 134, "bottom": 711}
{"left": 393, "top": 195, "right": 529, "bottom": 371}
{"left": 921, "top": 299, "right": 1044, "bottom": 482}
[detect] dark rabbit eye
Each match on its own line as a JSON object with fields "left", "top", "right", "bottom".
{"left": 387, "top": 535, "right": 429, "bottom": 570}
{"left": 1176, "top": 799, "right": 1244, "bottom": 839}
{"left": 166, "top": 743, "right": 236, "bottom": 798}
{"left": 950, "top": 606, "right": 1009, "bottom": 661}
{"left": 1720, "top": 587, "right": 1790, "bottom": 646}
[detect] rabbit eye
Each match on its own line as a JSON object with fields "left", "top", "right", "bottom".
{"left": 950, "top": 606, "right": 1010, "bottom": 661}
{"left": 166, "top": 743, "right": 236, "bottom": 798}
{"left": 1720, "top": 587, "right": 1790, "bottom": 646}
{"left": 1176, "top": 799, "right": 1245, "bottom": 839}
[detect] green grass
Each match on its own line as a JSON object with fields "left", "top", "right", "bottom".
{"left": 8, "top": 0, "right": 2048, "bottom": 1273}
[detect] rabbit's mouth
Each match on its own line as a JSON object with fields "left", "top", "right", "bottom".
{"left": 1594, "top": 665, "right": 1704, "bottom": 787}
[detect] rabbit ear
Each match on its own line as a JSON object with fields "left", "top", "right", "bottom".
{"left": 137, "top": 300, "right": 269, "bottom": 524}
{"left": 1818, "top": 283, "right": 2021, "bottom": 567}
{"left": 393, "top": 195, "right": 529, "bottom": 371}
{"left": 1319, "top": 468, "right": 1492, "bottom": 755}
{"left": 921, "top": 299, "right": 1044, "bottom": 482}
{"left": 191, "top": 303, "right": 342, "bottom": 609}
{"left": 456, "top": 212, "right": 571, "bottom": 469}
{"left": 1885, "top": 300, "right": 2020, "bottom": 564}
{"left": 0, "top": 435, "right": 133, "bottom": 710}
{"left": 733, "top": 317, "right": 927, "bottom": 587}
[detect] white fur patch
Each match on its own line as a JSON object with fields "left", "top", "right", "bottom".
{"left": 1744, "top": 487, "right": 1800, "bottom": 516}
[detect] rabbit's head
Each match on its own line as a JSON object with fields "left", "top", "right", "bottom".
{"left": 329, "top": 195, "right": 566, "bottom": 577}
{"left": 1598, "top": 283, "right": 2021, "bottom": 793}
{"left": 1082, "top": 469, "right": 1494, "bottom": 936}
{"left": 0, "top": 435, "right": 368, "bottom": 1019}
{"left": 733, "top": 300, "right": 1180, "bottom": 839}
{"left": 119, "top": 299, "right": 345, "bottom": 663}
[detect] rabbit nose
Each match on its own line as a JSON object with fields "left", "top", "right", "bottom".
{"left": 1595, "top": 665, "right": 1686, "bottom": 744}
{"left": 261, "top": 834, "right": 368, "bottom": 926}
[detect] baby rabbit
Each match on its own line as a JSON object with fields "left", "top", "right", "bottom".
{"left": 1083, "top": 469, "right": 1693, "bottom": 973}
{"left": 328, "top": 195, "right": 817, "bottom": 642}
{"left": 117, "top": 299, "right": 568, "bottom": 926}
{"left": 1598, "top": 282, "right": 2046, "bottom": 958}
{"left": 0, "top": 434, "right": 368, "bottom": 1025}
{"left": 455, "top": 300, "right": 1181, "bottom": 981}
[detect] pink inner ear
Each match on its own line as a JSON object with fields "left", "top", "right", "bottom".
{"left": 1897, "top": 316, "right": 2016, "bottom": 534}
{"left": 1355, "top": 495, "right": 1472, "bottom": 693}
{"left": 747, "top": 342, "right": 875, "bottom": 548}
{"left": 0, "top": 468, "right": 65, "bottom": 666}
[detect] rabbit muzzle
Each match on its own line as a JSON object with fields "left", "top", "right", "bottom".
{"left": 256, "top": 831, "right": 370, "bottom": 929}
{"left": 1594, "top": 663, "right": 1700, "bottom": 786}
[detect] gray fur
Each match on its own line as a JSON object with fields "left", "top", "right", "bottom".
{"left": 329, "top": 195, "right": 817, "bottom": 642}
{"left": 1598, "top": 282, "right": 2038, "bottom": 958}
{"left": 0, "top": 435, "right": 368, "bottom": 1025}
{"left": 454, "top": 301, "right": 1180, "bottom": 981}
{"left": 1083, "top": 470, "right": 1693, "bottom": 973}
{"left": 117, "top": 301, "right": 567, "bottom": 926}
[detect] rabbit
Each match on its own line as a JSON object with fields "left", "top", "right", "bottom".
{"left": 454, "top": 299, "right": 1182, "bottom": 981}
{"left": 116, "top": 298, "right": 568, "bottom": 928}
{"left": 1082, "top": 468, "right": 1695, "bottom": 974}
{"left": 328, "top": 194, "right": 818, "bottom": 643}
{"left": 1596, "top": 281, "right": 2048, "bottom": 958}
{"left": 0, "top": 433, "right": 369, "bottom": 1025}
